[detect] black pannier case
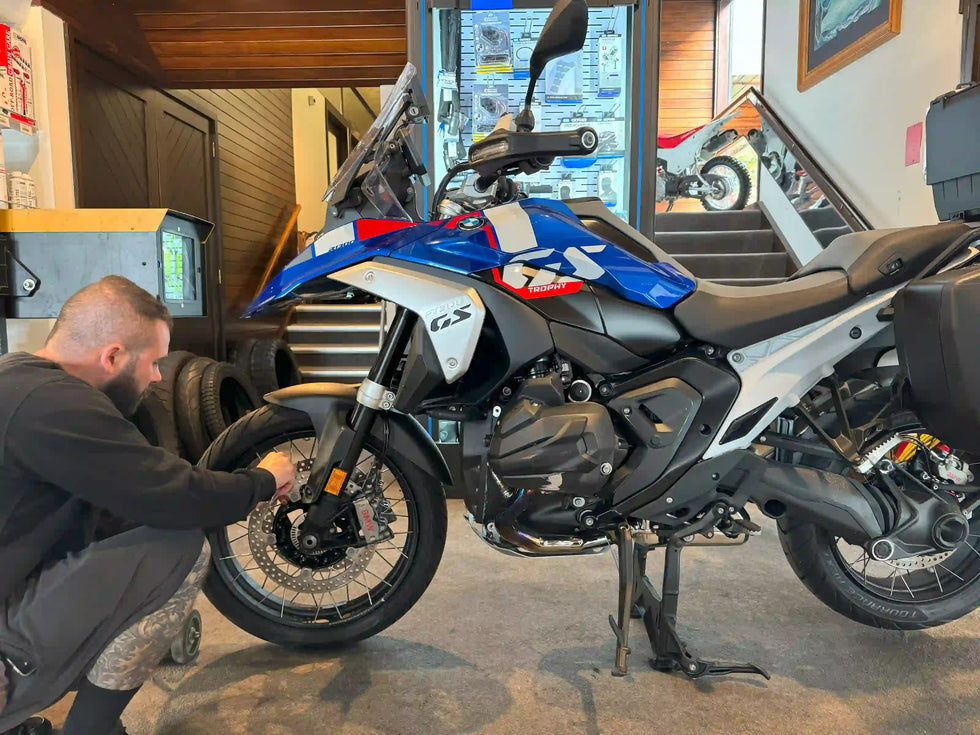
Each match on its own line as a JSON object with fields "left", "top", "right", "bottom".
{"left": 926, "top": 83, "right": 980, "bottom": 222}
{"left": 894, "top": 263, "right": 980, "bottom": 452}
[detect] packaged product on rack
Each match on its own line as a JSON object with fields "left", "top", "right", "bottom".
{"left": 8, "top": 170, "right": 36, "bottom": 209}
{"left": 472, "top": 83, "right": 509, "bottom": 141}
{"left": 545, "top": 50, "right": 584, "bottom": 103}
{"left": 512, "top": 17, "right": 535, "bottom": 79}
{"left": 595, "top": 106, "right": 626, "bottom": 157}
{"left": 474, "top": 12, "right": 512, "bottom": 74}
{"left": 598, "top": 161, "right": 624, "bottom": 217}
{"left": 557, "top": 172, "right": 587, "bottom": 201}
{"left": 598, "top": 30, "right": 625, "bottom": 98}
{"left": 0, "top": 24, "right": 32, "bottom": 126}
{"left": 0, "top": 143, "right": 7, "bottom": 209}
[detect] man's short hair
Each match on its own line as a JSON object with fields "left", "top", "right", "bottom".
{"left": 46, "top": 276, "right": 173, "bottom": 352}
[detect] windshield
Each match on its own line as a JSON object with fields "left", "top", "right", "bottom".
{"left": 321, "top": 63, "right": 417, "bottom": 221}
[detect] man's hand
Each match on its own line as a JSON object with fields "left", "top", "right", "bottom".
{"left": 258, "top": 451, "right": 297, "bottom": 504}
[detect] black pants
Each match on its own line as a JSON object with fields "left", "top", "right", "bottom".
{"left": 0, "top": 527, "right": 203, "bottom": 731}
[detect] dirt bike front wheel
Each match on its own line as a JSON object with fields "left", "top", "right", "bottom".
{"left": 201, "top": 404, "right": 448, "bottom": 647}
{"left": 701, "top": 155, "right": 751, "bottom": 212}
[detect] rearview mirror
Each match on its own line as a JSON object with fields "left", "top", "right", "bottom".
{"left": 515, "top": 0, "right": 588, "bottom": 131}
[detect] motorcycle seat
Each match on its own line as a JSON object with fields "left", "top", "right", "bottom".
{"left": 674, "top": 221, "right": 972, "bottom": 350}
{"left": 791, "top": 221, "right": 970, "bottom": 296}
{"left": 673, "top": 270, "right": 857, "bottom": 349}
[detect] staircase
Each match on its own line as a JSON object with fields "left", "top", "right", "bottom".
{"left": 654, "top": 208, "right": 850, "bottom": 285}
{"left": 285, "top": 302, "right": 383, "bottom": 383}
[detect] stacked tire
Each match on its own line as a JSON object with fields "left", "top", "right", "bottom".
{"left": 134, "top": 351, "right": 261, "bottom": 463}
{"left": 229, "top": 337, "right": 302, "bottom": 398}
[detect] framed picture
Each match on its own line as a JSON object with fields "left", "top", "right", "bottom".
{"left": 798, "top": 0, "right": 902, "bottom": 91}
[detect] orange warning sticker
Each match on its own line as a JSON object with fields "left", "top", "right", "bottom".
{"left": 325, "top": 468, "right": 348, "bottom": 496}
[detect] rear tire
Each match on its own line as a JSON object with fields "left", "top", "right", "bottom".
{"left": 778, "top": 515, "right": 980, "bottom": 629}
{"left": 202, "top": 404, "right": 448, "bottom": 647}
{"left": 701, "top": 155, "right": 751, "bottom": 212}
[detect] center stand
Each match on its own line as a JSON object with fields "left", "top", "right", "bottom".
{"left": 608, "top": 523, "right": 770, "bottom": 680}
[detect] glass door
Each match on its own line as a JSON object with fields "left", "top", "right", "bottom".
{"left": 430, "top": 4, "right": 634, "bottom": 222}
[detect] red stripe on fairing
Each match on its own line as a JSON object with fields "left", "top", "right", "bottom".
{"left": 355, "top": 219, "right": 416, "bottom": 239}
{"left": 491, "top": 268, "right": 583, "bottom": 300}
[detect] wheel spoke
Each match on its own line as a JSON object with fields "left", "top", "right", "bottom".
{"left": 901, "top": 574, "right": 916, "bottom": 599}
{"left": 938, "top": 563, "right": 965, "bottom": 581}
{"left": 933, "top": 566, "right": 944, "bottom": 594}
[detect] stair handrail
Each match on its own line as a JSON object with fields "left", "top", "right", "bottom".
{"left": 742, "top": 87, "right": 873, "bottom": 232}
{"left": 254, "top": 203, "right": 302, "bottom": 300}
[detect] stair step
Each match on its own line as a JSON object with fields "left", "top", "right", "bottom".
{"left": 295, "top": 303, "right": 382, "bottom": 313}
{"left": 290, "top": 344, "right": 379, "bottom": 354}
{"left": 711, "top": 277, "right": 786, "bottom": 286}
{"left": 286, "top": 323, "right": 381, "bottom": 333}
{"left": 799, "top": 207, "right": 846, "bottom": 230}
{"left": 655, "top": 229, "right": 776, "bottom": 254}
{"left": 674, "top": 252, "right": 790, "bottom": 279}
{"left": 654, "top": 209, "right": 767, "bottom": 233}
{"left": 301, "top": 368, "right": 370, "bottom": 379}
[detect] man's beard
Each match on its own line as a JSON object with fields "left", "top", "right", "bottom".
{"left": 102, "top": 361, "right": 144, "bottom": 417}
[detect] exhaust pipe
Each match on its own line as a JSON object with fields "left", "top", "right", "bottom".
{"left": 749, "top": 462, "right": 886, "bottom": 543}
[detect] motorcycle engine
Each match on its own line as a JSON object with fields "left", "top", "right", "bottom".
{"left": 489, "top": 372, "right": 628, "bottom": 496}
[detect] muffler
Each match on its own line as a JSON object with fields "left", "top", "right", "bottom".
{"left": 748, "top": 462, "right": 886, "bottom": 544}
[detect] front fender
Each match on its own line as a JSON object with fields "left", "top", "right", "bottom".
{"left": 265, "top": 382, "right": 453, "bottom": 486}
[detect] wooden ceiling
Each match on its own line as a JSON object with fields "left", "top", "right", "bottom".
{"left": 39, "top": 0, "right": 407, "bottom": 88}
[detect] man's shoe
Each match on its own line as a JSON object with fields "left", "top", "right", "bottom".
{"left": 1, "top": 717, "right": 52, "bottom": 735}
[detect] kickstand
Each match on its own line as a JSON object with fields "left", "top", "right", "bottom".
{"left": 608, "top": 524, "right": 770, "bottom": 681}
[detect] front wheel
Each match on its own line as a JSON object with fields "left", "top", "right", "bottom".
{"left": 201, "top": 404, "right": 448, "bottom": 647}
{"left": 700, "top": 155, "right": 751, "bottom": 211}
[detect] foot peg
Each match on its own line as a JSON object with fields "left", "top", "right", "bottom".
{"left": 610, "top": 527, "right": 770, "bottom": 682}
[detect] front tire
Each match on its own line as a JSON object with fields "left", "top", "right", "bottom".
{"left": 201, "top": 404, "right": 448, "bottom": 647}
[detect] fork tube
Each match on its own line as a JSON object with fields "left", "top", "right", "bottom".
{"left": 340, "top": 306, "right": 416, "bottom": 474}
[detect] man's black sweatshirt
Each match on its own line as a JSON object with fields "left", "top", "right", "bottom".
{"left": 0, "top": 352, "right": 277, "bottom": 602}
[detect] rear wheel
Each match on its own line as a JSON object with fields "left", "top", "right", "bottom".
{"left": 701, "top": 155, "right": 751, "bottom": 211}
{"left": 778, "top": 432, "right": 980, "bottom": 629}
{"left": 202, "top": 404, "right": 448, "bottom": 647}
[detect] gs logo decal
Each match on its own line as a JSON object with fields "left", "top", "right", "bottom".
{"left": 429, "top": 304, "right": 472, "bottom": 332}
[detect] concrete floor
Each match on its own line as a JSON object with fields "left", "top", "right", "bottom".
{"left": 41, "top": 500, "right": 980, "bottom": 734}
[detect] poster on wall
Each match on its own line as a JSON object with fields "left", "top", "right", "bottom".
{"left": 545, "top": 51, "right": 584, "bottom": 103}
{"left": 797, "top": 0, "right": 902, "bottom": 91}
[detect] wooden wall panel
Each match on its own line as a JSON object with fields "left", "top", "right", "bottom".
{"left": 659, "top": 0, "right": 716, "bottom": 135}
{"left": 181, "top": 88, "right": 297, "bottom": 314}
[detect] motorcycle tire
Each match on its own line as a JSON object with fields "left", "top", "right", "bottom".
{"left": 175, "top": 356, "right": 214, "bottom": 463}
{"left": 229, "top": 338, "right": 257, "bottom": 377}
{"left": 700, "top": 155, "right": 751, "bottom": 212}
{"left": 248, "top": 337, "right": 302, "bottom": 397}
{"left": 199, "top": 361, "right": 260, "bottom": 441}
{"left": 133, "top": 350, "right": 196, "bottom": 456}
{"left": 778, "top": 515, "right": 980, "bottom": 629}
{"left": 202, "top": 404, "right": 448, "bottom": 647}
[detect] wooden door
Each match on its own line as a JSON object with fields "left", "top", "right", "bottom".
{"left": 71, "top": 42, "right": 222, "bottom": 357}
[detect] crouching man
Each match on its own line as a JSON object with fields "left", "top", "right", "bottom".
{"left": 0, "top": 276, "right": 296, "bottom": 734}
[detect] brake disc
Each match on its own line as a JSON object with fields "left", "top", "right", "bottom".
{"left": 885, "top": 549, "right": 955, "bottom": 571}
{"left": 246, "top": 503, "right": 375, "bottom": 594}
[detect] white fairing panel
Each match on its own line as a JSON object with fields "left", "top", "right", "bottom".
{"left": 330, "top": 261, "right": 486, "bottom": 383}
{"left": 703, "top": 288, "right": 898, "bottom": 459}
